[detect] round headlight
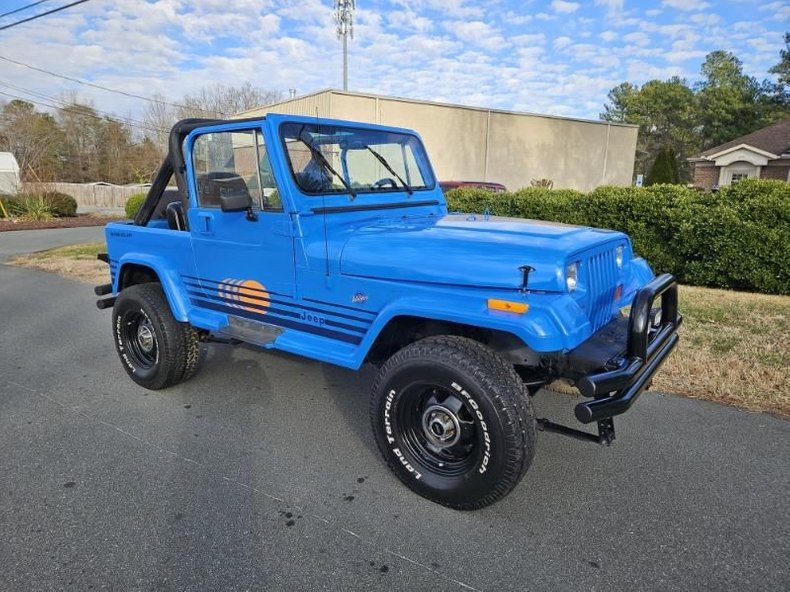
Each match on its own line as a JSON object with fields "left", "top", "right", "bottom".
{"left": 566, "top": 262, "right": 578, "bottom": 292}
{"left": 615, "top": 245, "right": 624, "bottom": 269}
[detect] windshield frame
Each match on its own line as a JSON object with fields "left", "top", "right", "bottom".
{"left": 278, "top": 121, "right": 436, "bottom": 197}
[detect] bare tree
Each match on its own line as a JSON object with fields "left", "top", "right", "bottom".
{"left": 142, "top": 84, "right": 283, "bottom": 154}
{"left": 176, "top": 83, "right": 283, "bottom": 119}
{"left": 142, "top": 93, "right": 177, "bottom": 153}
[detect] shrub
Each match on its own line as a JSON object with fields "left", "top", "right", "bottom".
{"left": 2, "top": 191, "right": 78, "bottom": 218}
{"left": 445, "top": 181, "right": 789, "bottom": 294}
{"left": 41, "top": 191, "right": 78, "bottom": 217}
{"left": 8, "top": 195, "right": 53, "bottom": 220}
{"left": 125, "top": 193, "right": 147, "bottom": 218}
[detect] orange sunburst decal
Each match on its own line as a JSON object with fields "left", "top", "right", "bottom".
{"left": 218, "top": 279, "right": 269, "bottom": 314}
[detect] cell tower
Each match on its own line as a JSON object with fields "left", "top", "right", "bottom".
{"left": 334, "top": 0, "right": 355, "bottom": 91}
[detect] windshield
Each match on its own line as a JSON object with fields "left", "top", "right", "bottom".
{"left": 280, "top": 122, "right": 435, "bottom": 196}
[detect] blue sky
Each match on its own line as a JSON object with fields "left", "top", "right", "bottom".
{"left": 0, "top": 0, "right": 786, "bottom": 126}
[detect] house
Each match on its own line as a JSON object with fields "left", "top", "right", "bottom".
{"left": 688, "top": 118, "right": 790, "bottom": 189}
{"left": 237, "top": 89, "right": 639, "bottom": 192}
{"left": 0, "top": 152, "right": 20, "bottom": 195}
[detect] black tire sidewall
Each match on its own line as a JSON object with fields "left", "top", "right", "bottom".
{"left": 373, "top": 359, "right": 512, "bottom": 507}
{"left": 112, "top": 287, "right": 170, "bottom": 388}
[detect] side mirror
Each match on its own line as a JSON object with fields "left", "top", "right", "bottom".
{"left": 219, "top": 191, "right": 252, "bottom": 212}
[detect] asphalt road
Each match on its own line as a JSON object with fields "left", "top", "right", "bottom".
{"left": 1, "top": 228, "right": 788, "bottom": 591}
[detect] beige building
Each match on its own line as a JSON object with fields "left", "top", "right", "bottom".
{"left": 237, "top": 89, "right": 638, "bottom": 192}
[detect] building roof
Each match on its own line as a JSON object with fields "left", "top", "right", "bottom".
{"left": 695, "top": 118, "right": 790, "bottom": 159}
{"left": 237, "top": 88, "right": 638, "bottom": 129}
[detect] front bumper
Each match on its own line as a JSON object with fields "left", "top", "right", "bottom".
{"left": 571, "top": 273, "right": 681, "bottom": 424}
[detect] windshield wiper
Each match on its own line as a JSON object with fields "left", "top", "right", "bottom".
{"left": 365, "top": 146, "right": 413, "bottom": 195}
{"left": 297, "top": 131, "right": 356, "bottom": 199}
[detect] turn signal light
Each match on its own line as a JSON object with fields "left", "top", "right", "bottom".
{"left": 487, "top": 299, "right": 529, "bottom": 314}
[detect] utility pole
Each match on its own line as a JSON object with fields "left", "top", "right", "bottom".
{"left": 334, "top": 0, "right": 355, "bottom": 91}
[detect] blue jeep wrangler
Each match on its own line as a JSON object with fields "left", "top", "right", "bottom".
{"left": 96, "top": 115, "right": 681, "bottom": 510}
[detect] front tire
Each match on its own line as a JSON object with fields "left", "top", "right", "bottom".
{"left": 112, "top": 283, "right": 200, "bottom": 390}
{"left": 370, "top": 336, "right": 536, "bottom": 510}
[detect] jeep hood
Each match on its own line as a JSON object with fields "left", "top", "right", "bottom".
{"left": 340, "top": 214, "right": 624, "bottom": 292}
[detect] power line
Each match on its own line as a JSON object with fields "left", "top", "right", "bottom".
{"left": 0, "top": 79, "right": 167, "bottom": 132}
{"left": 0, "top": 1, "right": 51, "bottom": 20}
{"left": 0, "top": 0, "right": 91, "bottom": 32}
{"left": 0, "top": 87, "right": 167, "bottom": 135}
{"left": 0, "top": 53, "right": 212, "bottom": 113}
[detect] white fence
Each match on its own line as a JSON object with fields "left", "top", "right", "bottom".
{"left": 24, "top": 182, "right": 149, "bottom": 208}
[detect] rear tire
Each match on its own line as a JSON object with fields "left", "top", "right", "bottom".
{"left": 180, "top": 326, "right": 207, "bottom": 382}
{"left": 112, "top": 283, "right": 200, "bottom": 390}
{"left": 370, "top": 336, "right": 536, "bottom": 510}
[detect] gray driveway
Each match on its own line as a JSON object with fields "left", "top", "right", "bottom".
{"left": 1, "top": 229, "right": 788, "bottom": 591}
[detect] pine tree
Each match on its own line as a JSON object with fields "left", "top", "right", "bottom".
{"left": 645, "top": 146, "right": 680, "bottom": 185}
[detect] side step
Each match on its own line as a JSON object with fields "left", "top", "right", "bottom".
{"left": 218, "top": 316, "right": 283, "bottom": 347}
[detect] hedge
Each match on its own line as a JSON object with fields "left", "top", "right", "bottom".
{"left": 446, "top": 179, "right": 790, "bottom": 295}
{"left": 125, "top": 193, "right": 146, "bottom": 219}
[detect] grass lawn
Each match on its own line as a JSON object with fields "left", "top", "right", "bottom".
{"left": 10, "top": 243, "right": 789, "bottom": 417}
{"left": 10, "top": 241, "right": 108, "bottom": 284}
{"left": 652, "top": 285, "right": 788, "bottom": 417}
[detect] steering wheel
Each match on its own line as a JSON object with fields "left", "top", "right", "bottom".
{"left": 371, "top": 177, "right": 398, "bottom": 190}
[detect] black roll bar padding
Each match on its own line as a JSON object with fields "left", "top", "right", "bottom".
{"left": 134, "top": 156, "right": 172, "bottom": 225}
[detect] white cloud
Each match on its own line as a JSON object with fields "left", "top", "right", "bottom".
{"left": 554, "top": 36, "right": 573, "bottom": 50}
{"left": 623, "top": 32, "right": 650, "bottom": 46}
{"left": 600, "top": 30, "right": 617, "bottom": 42}
{"left": 664, "top": 50, "right": 708, "bottom": 62}
{"left": 594, "top": 0, "right": 624, "bottom": 11}
{"left": 661, "top": 0, "right": 710, "bottom": 11}
{"left": 759, "top": 1, "right": 790, "bottom": 19}
{"left": 551, "top": 1, "right": 580, "bottom": 14}
{"left": 689, "top": 13, "right": 722, "bottom": 26}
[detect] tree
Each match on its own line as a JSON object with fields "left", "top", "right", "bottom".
{"left": 143, "top": 83, "right": 283, "bottom": 154}
{"left": 56, "top": 101, "right": 106, "bottom": 182}
{"left": 602, "top": 43, "right": 790, "bottom": 182}
{"left": 55, "top": 97, "right": 161, "bottom": 184}
{"left": 695, "top": 51, "right": 763, "bottom": 147}
{"left": 176, "top": 82, "right": 282, "bottom": 119}
{"left": 141, "top": 93, "right": 174, "bottom": 154}
{"left": 769, "top": 32, "right": 790, "bottom": 87}
{"left": 645, "top": 146, "right": 680, "bottom": 185}
{"left": 0, "top": 100, "right": 63, "bottom": 181}
{"left": 601, "top": 77, "right": 697, "bottom": 180}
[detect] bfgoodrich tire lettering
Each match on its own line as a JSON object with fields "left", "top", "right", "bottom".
{"left": 112, "top": 283, "right": 200, "bottom": 390}
{"left": 370, "top": 335, "right": 536, "bottom": 510}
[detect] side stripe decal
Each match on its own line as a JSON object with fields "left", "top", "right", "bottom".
{"left": 192, "top": 298, "right": 363, "bottom": 345}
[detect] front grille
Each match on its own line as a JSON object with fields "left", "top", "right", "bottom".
{"left": 585, "top": 249, "right": 618, "bottom": 333}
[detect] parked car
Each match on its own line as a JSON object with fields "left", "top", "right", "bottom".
{"left": 439, "top": 180, "right": 507, "bottom": 193}
{"left": 96, "top": 115, "right": 680, "bottom": 510}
